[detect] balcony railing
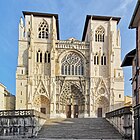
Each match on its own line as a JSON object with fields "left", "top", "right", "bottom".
{"left": 0, "top": 109, "right": 46, "bottom": 138}
{"left": 56, "top": 40, "right": 89, "bottom": 49}
{"left": 106, "top": 106, "right": 132, "bottom": 118}
{"left": 106, "top": 106, "right": 132, "bottom": 139}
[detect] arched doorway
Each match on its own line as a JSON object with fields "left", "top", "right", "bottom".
{"left": 96, "top": 96, "right": 109, "bottom": 117}
{"left": 33, "top": 95, "right": 50, "bottom": 115}
{"left": 60, "top": 82, "right": 85, "bottom": 118}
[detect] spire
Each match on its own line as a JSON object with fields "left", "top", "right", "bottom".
{"left": 117, "top": 29, "right": 120, "bottom": 46}
{"left": 51, "top": 16, "right": 56, "bottom": 53}
{"left": 19, "top": 16, "right": 24, "bottom": 39}
{"left": 20, "top": 16, "right": 24, "bottom": 27}
{"left": 30, "top": 14, "right": 34, "bottom": 39}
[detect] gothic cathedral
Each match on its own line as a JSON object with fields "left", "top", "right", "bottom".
{"left": 16, "top": 11, "right": 124, "bottom": 118}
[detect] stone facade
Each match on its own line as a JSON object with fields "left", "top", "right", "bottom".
{"left": 16, "top": 11, "right": 124, "bottom": 118}
{"left": 0, "top": 83, "right": 15, "bottom": 110}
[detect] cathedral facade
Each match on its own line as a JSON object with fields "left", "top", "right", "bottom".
{"left": 16, "top": 11, "right": 124, "bottom": 118}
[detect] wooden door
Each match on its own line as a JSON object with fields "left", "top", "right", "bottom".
{"left": 97, "top": 108, "right": 102, "bottom": 117}
{"left": 74, "top": 105, "right": 78, "bottom": 118}
{"left": 66, "top": 105, "right": 71, "bottom": 118}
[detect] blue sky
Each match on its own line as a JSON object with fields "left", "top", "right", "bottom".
{"left": 0, "top": 0, "right": 137, "bottom": 96}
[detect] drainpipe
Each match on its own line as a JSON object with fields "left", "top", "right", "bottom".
{"left": 135, "top": 26, "right": 139, "bottom": 140}
{"left": 136, "top": 27, "right": 139, "bottom": 105}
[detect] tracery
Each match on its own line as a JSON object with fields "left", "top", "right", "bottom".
{"left": 61, "top": 52, "right": 84, "bottom": 75}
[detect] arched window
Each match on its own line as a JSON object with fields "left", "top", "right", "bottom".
{"left": 101, "top": 54, "right": 106, "bottom": 65}
{"left": 101, "top": 56, "right": 103, "bottom": 65}
{"left": 95, "top": 26, "right": 105, "bottom": 42}
{"left": 78, "top": 66, "right": 81, "bottom": 75}
{"left": 104, "top": 56, "right": 106, "bottom": 65}
{"left": 37, "top": 52, "right": 39, "bottom": 62}
{"left": 75, "top": 66, "right": 78, "bottom": 75}
{"left": 38, "top": 20, "right": 49, "bottom": 39}
{"left": 45, "top": 51, "right": 50, "bottom": 63}
{"left": 68, "top": 65, "right": 70, "bottom": 75}
{"left": 61, "top": 52, "right": 84, "bottom": 75}
{"left": 48, "top": 53, "right": 50, "bottom": 63}
{"left": 65, "top": 66, "right": 68, "bottom": 75}
{"left": 94, "top": 53, "right": 99, "bottom": 65}
{"left": 45, "top": 52, "right": 47, "bottom": 63}
{"left": 40, "top": 53, "right": 42, "bottom": 63}
{"left": 81, "top": 66, "right": 84, "bottom": 75}
{"left": 72, "top": 65, "right": 74, "bottom": 75}
{"left": 37, "top": 50, "right": 42, "bottom": 63}
{"left": 61, "top": 65, "right": 64, "bottom": 75}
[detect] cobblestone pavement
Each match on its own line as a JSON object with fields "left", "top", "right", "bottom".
{"left": 37, "top": 118, "right": 122, "bottom": 139}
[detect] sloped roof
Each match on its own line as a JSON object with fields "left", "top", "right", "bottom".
{"left": 121, "top": 49, "right": 136, "bottom": 67}
{"left": 129, "top": 0, "right": 140, "bottom": 29}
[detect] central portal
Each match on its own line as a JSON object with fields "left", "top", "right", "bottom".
{"left": 60, "top": 81, "right": 85, "bottom": 118}
{"left": 66, "top": 105, "right": 79, "bottom": 118}
{"left": 74, "top": 105, "right": 78, "bottom": 118}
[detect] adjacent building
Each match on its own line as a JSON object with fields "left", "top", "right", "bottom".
{"left": 0, "top": 83, "right": 15, "bottom": 110}
{"left": 124, "top": 96, "right": 132, "bottom": 106}
{"left": 16, "top": 11, "right": 124, "bottom": 118}
{"left": 121, "top": 0, "right": 140, "bottom": 139}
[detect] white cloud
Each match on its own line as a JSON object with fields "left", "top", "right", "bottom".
{"left": 112, "top": 0, "right": 133, "bottom": 15}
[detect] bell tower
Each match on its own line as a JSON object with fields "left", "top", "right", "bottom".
{"left": 16, "top": 11, "right": 59, "bottom": 118}
{"left": 82, "top": 15, "right": 124, "bottom": 117}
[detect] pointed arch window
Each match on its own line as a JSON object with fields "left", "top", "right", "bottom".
{"left": 101, "top": 54, "right": 106, "bottom": 65}
{"left": 45, "top": 51, "right": 51, "bottom": 63}
{"left": 61, "top": 52, "right": 84, "bottom": 75}
{"left": 65, "top": 66, "right": 68, "bottom": 75}
{"left": 61, "top": 65, "right": 64, "bottom": 75}
{"left": 78, "top": 66, "right": 80, "bottom": 75}
{"left": 72, "top": 65, "right": 74, "bottom": 75}
{"left": 94, "top": 53, "right": 99, "bottom": 65}
{"left": 68, "top": 65, "right": 70, "bottom": 75}
{"left": 38, "top": 20, "right": 49, "bottom": 39}
{"left": 37, "top": 50, "right": 42, "bottom": 63}
{"left": 95, "top": 26, "right": 105, "bottom": 42}
{"left": 48, "top": 53, "right": 50, "bottom": 63}
{"left": 45, "top": 52, "right": 47, "bottom": 63}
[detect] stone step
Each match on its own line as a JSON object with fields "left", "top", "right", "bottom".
{"left": 37, "top": 118, "right": 122, "bottom": 139}
{"left": 0, "top": 137, "right": 130, "bottom": 140}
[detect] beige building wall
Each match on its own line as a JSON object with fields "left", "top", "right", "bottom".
{"left": 0, "top": 83, "right": 5, "bottom": 109}
{"left": 0, "top": 83, "right": 15, "bottom": 110}
{"left": 124, "top": 96, "right": 132, "bottom": 106}
{"left": 4, "top": 95, "right": 15, "bottom": 110}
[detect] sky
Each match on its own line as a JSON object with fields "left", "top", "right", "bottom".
{"left": 0, "top": 0, "right": 137, "bottom": 96}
